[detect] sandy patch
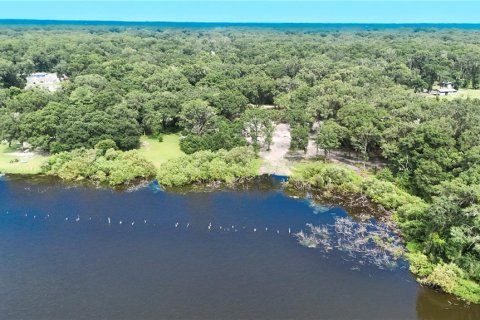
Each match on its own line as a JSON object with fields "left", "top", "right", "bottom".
{"left": 6, "top": 152, "right": 37, "bottom": 158}
{"left": 258, "top": 123, "right": 385, "bottom": 176}
{"left": 259, "top": 123, "right": 294, "bottom": 175}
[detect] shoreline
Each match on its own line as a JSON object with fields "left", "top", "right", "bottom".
{"left": 2, "top": 163, "right": 479, "bottom": 304}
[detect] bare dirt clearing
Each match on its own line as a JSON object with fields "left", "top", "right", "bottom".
{"left": 259, "top": 123, "right": 294, "bottom": 175}
{"left": 259, "top": 123, "right": 385, "bottom": 175}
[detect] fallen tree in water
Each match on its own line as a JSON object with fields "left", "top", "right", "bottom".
{"left": 288, "top": 162, "right": 480, "bottom": 304}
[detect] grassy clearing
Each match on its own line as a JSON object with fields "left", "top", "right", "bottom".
{"left": 137, "top": 135, "right": 185, "bottom": 169}
{"left": 426, "top": 88, "right": 480, "bottom": 100}
{"left": 0, "top": 143, "right": 50, "bottom": 175}
{"left": 0, "top": 135, "right": 184, "bottom": 175}
{"left": 453, "top": 89, "right": 480, "bottom": 99}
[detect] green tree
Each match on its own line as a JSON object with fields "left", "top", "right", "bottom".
{"left": 241, "top": 108, "right": 273, "bottom": 151}
{"left": 290, "top": 125, "right": 309, "bottom": 153}
{"left": 94, "top": 139, "right": 118, "bottom": 155}
{"left": 179, "top": 99, "right": 217, "bottom": 136}
{"left": 315, "top": 121, "right": 347, "bottom": 158}
{"left": 338, "top": 103, "right": 385, "bottom": 167}
{"left": 20, "top": 102, "right": 62, "bottom": 151}
{"left": 144, "top": 91, "right": 181, "bottom": 134}
{"left": 351, "top": 123, "right": 380, "bottom": 168}
{"left": 0, "top": 58, "right": 24, "bottom": 88}
{"left": 0, "top": 109, "right": 21, "bottom": 146}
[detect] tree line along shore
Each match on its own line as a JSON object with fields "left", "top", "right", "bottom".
{"left": 0, "top": 24, "right": 479, "bottom": 302}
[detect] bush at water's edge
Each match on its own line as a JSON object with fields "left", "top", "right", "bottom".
{"left": 40, "top": 145, "right": 260, "bottom": 188}
{"left": 156, "top": 146, "right": 260, "bottom": 187}
{"left": 288, "top": 162, "right": 480, "bottom": 304}
{"left": 42, "top": 147, "right": 157, "bottom": 186}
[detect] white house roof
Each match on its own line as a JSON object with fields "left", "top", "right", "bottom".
{"left": 438, "top": 88, "right": 457, "bottom": 93}
{"left": 26, "top": 72, "right": 61, "bottom": 92}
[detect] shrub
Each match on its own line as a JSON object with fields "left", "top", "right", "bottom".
{"left": 289, "top": 163, "right": 361, "bottom": 192}
{"left": 407, "top": 251, "right": 434, "bottom": 278}
{"left": 42, "top": 148, "right": 156, "bottom": 186}
{"left": 375, "top": 168, "right": 395, "bottom": 182}
{"left": 421, "top": 263, "right": 463, "bottom": 294}
{"left": 94, "top": 139, "right": 118, "bottom": 155}
{"left": 157, "top": 147, "right": 259, "bottom": 187}
{"left": 453, "top": 278, "right": 480, "bottom": 304}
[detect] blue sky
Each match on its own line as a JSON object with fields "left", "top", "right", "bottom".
{"left": 1, "top": 1, "right": 480, "bottom": 23}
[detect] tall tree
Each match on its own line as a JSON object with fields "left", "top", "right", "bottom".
{"left": 179, "top": 99, "right": 217, "bottom": 136}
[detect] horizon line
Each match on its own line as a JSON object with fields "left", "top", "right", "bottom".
{"left": 2, "top": 19, "right": 480, "bottom": 25}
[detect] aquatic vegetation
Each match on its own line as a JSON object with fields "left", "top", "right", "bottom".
{"left": 296, "top": 224, "right": 332, "bottom": 251}
{"left": 305, "top": 193, "right": 332, "bottom": 214}
{"left": 295, "top": 218, "right": 405, "bottom": 269}
{"left": 310, "top": 204, "right": 331, "bottom": 215}
{"left": 289, "top": 162, "right": 480, "bottom": 303}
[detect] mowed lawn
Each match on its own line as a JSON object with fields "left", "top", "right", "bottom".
{"left": 0, "top": 143, "right": 50, "bottom": 175}
{"left": 138, "top": 134, "right": 185, "bottom": 169}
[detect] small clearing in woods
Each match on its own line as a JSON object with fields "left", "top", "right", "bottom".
{"left": 0, "top": 143, "right": 50, "bottom": 174}
{"left": 259, "top": 123, "right": 384, "bottom": 176}
{"left": 259, "top": 123, "right": 294, "bottom": 176}
{"left": 138, "top": 134, "right": 185, "bottom": 169}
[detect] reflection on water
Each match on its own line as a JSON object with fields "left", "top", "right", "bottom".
{"left": 0, "top": 175, "right": 478, "bottom": 320}
{"left": 416, "top": 287, "right": 480, "bottom": 320}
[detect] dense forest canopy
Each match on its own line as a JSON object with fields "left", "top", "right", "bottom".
{"left": 0, "top": 24, "right": 479, "bottom": 301}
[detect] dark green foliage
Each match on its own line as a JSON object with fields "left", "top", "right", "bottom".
{"left": 315, "top": 120, "right": 347, "bottom": 158}
{"left": 94, "top": 139, "right": 118, "bottom": 155}
{"left": 180, "top": 120, "right": 246, "bottom": 154}
{"left": 289, "top": 125, "right": 309, "bottom": 153}
{"left": 142, "top": 91, "right": 181, "bottom": 134}
{"left": 42, "top": 103, "right": 142, "bottom": 153}
{"left": 5, "top": 89, "right": 51, "bottom": 113}
{"left": 0, "top": 58, "right": 25, "bottom": 88}
{"left": 179, "top": 99, "right": 217, "bottom": 136}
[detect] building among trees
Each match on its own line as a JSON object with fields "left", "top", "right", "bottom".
{"left": 432, "top": 81, "right": 458, "bottom": 96}
{"left": 26, "top": 73, "right": 62, "bottom": 92}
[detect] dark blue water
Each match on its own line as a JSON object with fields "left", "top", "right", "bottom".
{"left": 0, "top": 176, "right": 478, "bottom": 319}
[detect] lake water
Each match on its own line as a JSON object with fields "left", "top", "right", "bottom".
{"left": 0, "top": 176, "right": 478, "bottom": 319}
